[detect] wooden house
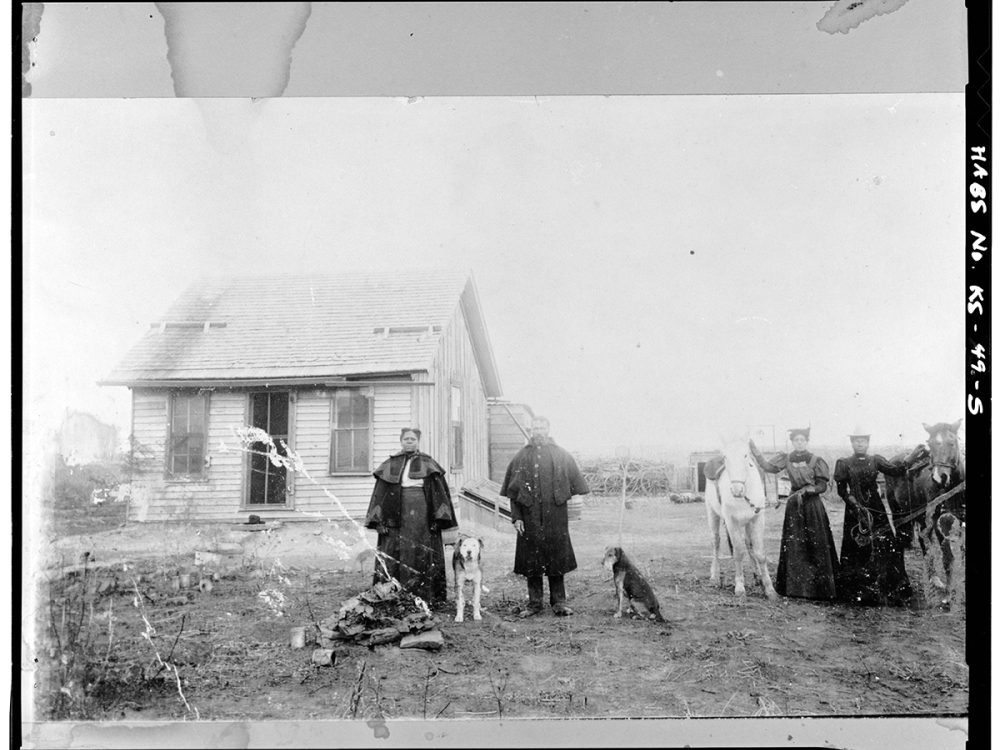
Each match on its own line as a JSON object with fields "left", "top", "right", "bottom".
{"left": 487, "top": 401, "right": 534, "bottom": 483}
{"left": 101, "top": 269, "right": 502, "bottom": 524}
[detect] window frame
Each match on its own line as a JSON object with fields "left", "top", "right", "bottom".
{"left": 449, "top": 381, "right": 464, "bottom": 471}
{"left": 165, "top": 391, "right": 210, "bottom": 481}
{"left": 243, "top": 390, "right": 292, "bottom": 509}
{"left": 328, "top": 387, "right": 374, "bottom": 475}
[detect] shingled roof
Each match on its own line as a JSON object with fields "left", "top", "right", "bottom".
{"left": 102, "top": 268, "right": 502, "bottom": 397}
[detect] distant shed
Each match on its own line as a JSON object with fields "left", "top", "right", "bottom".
{"left": 686, "top": 451, "right": 722, "bottom": 493}
{"left": 487, "top": 401, "right": 534, "bottom": 483}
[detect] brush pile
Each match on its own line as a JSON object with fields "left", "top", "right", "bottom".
{"left": 318, "top": 580, "right": 442, "bottom": 649}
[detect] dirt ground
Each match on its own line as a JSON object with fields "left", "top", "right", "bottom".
{"left": 29, "top": 494, "right": 968, "bottom": 722}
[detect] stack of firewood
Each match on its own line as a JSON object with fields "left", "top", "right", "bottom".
{"left": 314, "top": 580, "right": 444, "bottom": 656}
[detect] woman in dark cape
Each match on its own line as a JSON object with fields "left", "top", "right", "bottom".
{"left": 751, "top": 428, "right": 839, "bottom": 601}
{"left": 834, "top": 429, "right": 925, "bottom": 607}
{"left": 363, "top": 428, "right": 458, "bottom": 607}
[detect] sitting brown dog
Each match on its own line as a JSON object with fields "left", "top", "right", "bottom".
{"left": 602, "top": 545, "right": 666, "bottom": 623}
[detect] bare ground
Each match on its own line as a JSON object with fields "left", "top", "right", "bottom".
{"left": 28, "top": 495, "right": 967, "bottom": 722}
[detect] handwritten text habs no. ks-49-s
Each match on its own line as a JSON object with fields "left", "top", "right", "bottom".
{"left": 968, "top": 146, "right": 987, "bottom": 416}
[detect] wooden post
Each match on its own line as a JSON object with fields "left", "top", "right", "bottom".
{"left": 616, "top": 446, "right": 630, "bottom": 541}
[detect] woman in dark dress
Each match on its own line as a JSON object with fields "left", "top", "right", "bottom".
{"left": 834, "top": 429, "right": 926, "bottom": 607}
{"left": 750, "top": 428, "right": 839, "bottom": 601}
{"left": 363, "top": 428, "right": 458, "bottom": 607}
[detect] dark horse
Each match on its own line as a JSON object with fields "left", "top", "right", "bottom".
{"left": 884, "top": 420, "right": 965, "bottom": 605}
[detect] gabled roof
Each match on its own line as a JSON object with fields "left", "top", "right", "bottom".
{"left": 102, "top": 268, "right": 502, "bottom": 397}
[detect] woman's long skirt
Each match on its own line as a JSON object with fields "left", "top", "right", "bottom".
{"left": 838, "top": 504, "right": 913, "bottom": 606}
{"left": 775, "top": 493, "right": 839, "bottom": 600}
{"left": 374, "top": 486, "right": 448, "bottom": 606}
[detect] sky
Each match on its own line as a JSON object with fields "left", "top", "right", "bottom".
{"left": 24, "top": 93, "right": 966, "bottom": 455}
{"left": 22, "top": 2, "right": 970, "bottom": 457}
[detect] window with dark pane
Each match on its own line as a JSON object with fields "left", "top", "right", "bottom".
{"left": 450, "top": 384, "right": 463, "bottom": 470}
{"left": 330, "top": 389, "right": 371, "bottom": 473}
{"left": 167, "top": 393, "right": 209, "bottom": 477}
{"left": 248, "top": 392, "right": 290, "bottom": 505}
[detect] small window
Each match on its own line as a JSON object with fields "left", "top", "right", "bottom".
{"left": 450, "top": 384, "right": 463, "bottom": 470}
{"left": 167, "top": 392, "right": 209, "bottom": 478}
{"left": 330, "top": 389, "right": 372, "bottom": 473}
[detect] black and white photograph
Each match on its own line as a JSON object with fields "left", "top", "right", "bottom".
{"left": 19, "top": 3, "right": 982, "bottom": 748}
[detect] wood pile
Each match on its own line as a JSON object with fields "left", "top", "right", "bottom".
{"left": 317, "top": 580, "right": 443, "bottom": 651}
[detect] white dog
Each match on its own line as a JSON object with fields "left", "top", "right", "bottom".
{"left": 453, "top": 536, "right": 488, "bottom": 622}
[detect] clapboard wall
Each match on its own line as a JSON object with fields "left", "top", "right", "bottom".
{"left": 127, "top": 385, "right": 414, "bottom": 523}
{"left": 417, "top": 302, "right": 489, "bottom": 495}
{"left": 291, "top": 385, "right": 411, "bottom": 520}
{"left": 488, "top": 402, "right": 533, "bottom": 483}
{"left": 128, "top": 389, "right": 247, "bottom": 523}
{"left": 125, "top": 313, "right": 491, "bottom": 524}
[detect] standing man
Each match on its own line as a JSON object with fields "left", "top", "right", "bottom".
{"left": 500, "top": 416, "right": 590, "bottom": 617}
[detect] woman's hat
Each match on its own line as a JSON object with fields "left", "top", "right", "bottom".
{"left": 788, "top": 427, "right": 810, "bottom": 439}
{"left": 848, "top": 425, "right": 871, "bottom": 439}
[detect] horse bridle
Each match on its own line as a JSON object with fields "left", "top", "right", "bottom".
{"left": 723, "top": 468, "right": 764, "bottom": 515}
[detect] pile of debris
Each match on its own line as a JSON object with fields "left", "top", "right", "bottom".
{"left": 316, "top": 580, "right": 443, "bottom": 655}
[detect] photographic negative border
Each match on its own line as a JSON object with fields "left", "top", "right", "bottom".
{"left": 16, "top": 3, "right": 984, "bottom": 748}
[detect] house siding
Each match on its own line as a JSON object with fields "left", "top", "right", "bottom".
{"left": 128, "top": 385, "right": 415, "bottom": 523}
{"left": 292, "top": 385, "right": 411, "bottom": 520}
{"left": 488, "top": 403, "right": 532, "bottom": 483}
{"left": 428, "top": 304, "right": 489, "bottom": 494}
{"left": 123, "top": 298, "right": 492, "bottom": 524}
{"left": 129, "top": 389, "right": 247, "bottom": 522}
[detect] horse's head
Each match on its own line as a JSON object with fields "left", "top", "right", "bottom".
{"left": 922, "top": 419, "right": 963, "bottom": 487}
{"left": 720, "top": 439, "right": 760, "bottom": 500}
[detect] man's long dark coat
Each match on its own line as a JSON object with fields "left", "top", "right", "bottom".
{"left": 500, "top": 437, "right": 590, "bottom": 577}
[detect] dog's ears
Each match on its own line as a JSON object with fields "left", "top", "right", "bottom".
{"left": 478, "top": 537, "right": 484, "bottom": 548}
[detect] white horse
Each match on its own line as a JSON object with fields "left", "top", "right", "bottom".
{"left": 705, "top": 437, "right": 778, "bottom": 602}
